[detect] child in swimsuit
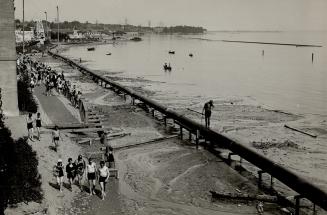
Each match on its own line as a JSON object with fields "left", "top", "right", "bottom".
{"left": 26, "top": 113, "right": 34, "bottom": 141}
{"left": 75, "top": 155, "right": 86, "bottom": 190}
{"left": 52, "top": 126, "right": 60, "bottom": 152}
{"left": 66, "top": 158, "right": 76, "bottom": 190}
{"left": 54, "top": 159, "right": 64, "bottom": 192}
{"left": 86, "top": 158, "right": 96, "bottom": 195}
{"left": 98, "top": 161, "right": 110, "bottom": 200}
{"left": 35, "top": 112, "right": 42, "bottom": 140}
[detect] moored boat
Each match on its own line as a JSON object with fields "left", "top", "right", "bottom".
{"left": 130, "top": 37, "right": 142, "bottom": 41}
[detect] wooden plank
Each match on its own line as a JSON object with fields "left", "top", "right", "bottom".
{"left": 67, "top": 127, "right": 109, "bottom": 133}
{"left": 109, "top": 169, "right": 119, "bottom": 179}
{"left": 114, "top": 135, "right": 178, "bottom": 150}
{"left": 210, "top": 191, "right": 278, "bottom": 203}
{"left": 77, "top": 132, "right": 131, "bottom": 145}
{"left": 88, "top": 119, "right": 101, "bottom": 123}
{"left": 44, "top": 123, "right": 89, "bottom": 129}
{"left": 284, "top": 125, "right": 317, "bottom": 138}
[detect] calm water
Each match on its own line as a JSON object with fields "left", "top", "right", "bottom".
{"left": 61, "top": 31, "right": 327, "bottom": 116}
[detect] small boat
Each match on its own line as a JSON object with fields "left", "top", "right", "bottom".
{"left": 163, "top": 64, "right": 172, "bottom": 71}
{"left": 189, "top": 53, "right": 193, "bottom": 57}
{"left": 168, "top": 51, "right": 175, "bottom": 54}
{"left": 130, "top": 37, "right": 142, "bottom": 41}
{"left": 87, "top": 47, "right": 95, "bottom": 51}
{"left": 106, "top": 53, "right": 112, "bottom": 56}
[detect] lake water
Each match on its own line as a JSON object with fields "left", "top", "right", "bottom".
{"left": 61, "top": 31, "right": 327, "bottom": 116}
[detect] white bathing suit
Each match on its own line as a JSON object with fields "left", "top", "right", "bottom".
{"left": 99, "top": 166, "right": 109, "bottom": 177}
{"left": 87, "top": 162, "right": 96, "bottom": 173}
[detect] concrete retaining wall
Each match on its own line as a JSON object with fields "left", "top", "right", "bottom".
{"left": 0, "top": 0, "right": 19, "bottom": 116}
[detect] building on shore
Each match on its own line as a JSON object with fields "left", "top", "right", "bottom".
{"left": 68, "top": 29, "right": 85, "bottom": 40}
{"left": 153, "top": 27, "right": 164, "bottom": 34}
{"left": 0, "top": 0, "right": 19, "bottom": 116}
{"left": 15, "top": 29, "right": 35, "bottom": 43}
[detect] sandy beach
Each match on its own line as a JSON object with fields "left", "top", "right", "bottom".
{"left": 5, "top": 83, "right": 83, "bottom": 215}
{"left": 25, "top": 51, "right": 300, "bottom": 215}
{"left": 5, "top": 48, "right": 323, "bottom": 214}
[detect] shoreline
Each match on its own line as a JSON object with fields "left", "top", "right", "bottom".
{"left": 37, "top": 51, "right": 282, "bottom": 214}
{"left": 56, "top": 42, "right": 327, "bottom": 193}
{"left": 16, "top": 48, "right": 326, "bottom": 214}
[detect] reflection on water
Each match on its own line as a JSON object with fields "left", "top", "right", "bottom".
{"left": 61, "top": 31, "right": 327, "bottom": 115}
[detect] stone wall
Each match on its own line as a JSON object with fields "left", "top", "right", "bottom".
{"left": 0, "top": 0, "right": 19, "bottom": 116}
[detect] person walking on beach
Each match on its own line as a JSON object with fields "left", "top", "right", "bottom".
{"left": 66, "top": 158, "right": 76, "bottom": 190}
{"left": 49, "top": 80, "right": 54, "bottom": 96}
{"left": 98, "top": 161, "right": 110, "bottom": 200}
{"left": 53, "top": 159, "right": 64, "bottom": 192}
{"left": 52, "top": 126, "right": 61, "bottom": 152}
{"left": 103, "top": 145, "right": 115, "bottom": 168}
{"left": 75, "top": 155, "right": 86, "bottom": 190}
{"left": 35, "top": 112, "right": 42, "bottom": 140}
{"left": 99, "top": 131, "right": 108, "bottom": 145}
{"left": 26, "top": 113, "right": 34, "bottom": 141}
{"left": 86, "top": 158, "right": 97, "bottom": 195}
{"left": 202, "top": 100, "right": 214, "bottom": 128}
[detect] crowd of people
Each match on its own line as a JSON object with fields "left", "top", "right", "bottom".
{"left": 18, "top": 54, "right": 83, "bottom": 108}
{"left": 19, "top": 54, "right": 117, "bottom": 200}
{"left": 53, "top": 146, "right": 115, "bottom": 200}
{"left": 18, "top": 54, "right": 83, "bottom": 146}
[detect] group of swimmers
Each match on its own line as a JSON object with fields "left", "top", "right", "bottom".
{"left": 54, "top": 146, "right": 115, "bottom": 200}
{"left": 19, "top": 53, "right": 120, "bottom": 202}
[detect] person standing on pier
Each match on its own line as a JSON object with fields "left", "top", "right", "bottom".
{"left": 202, "top": 100, "right": 214, "bottom": 128}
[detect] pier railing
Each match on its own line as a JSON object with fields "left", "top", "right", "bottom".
{"left": 48, "top": 51, "right": 327, "bottom": 212}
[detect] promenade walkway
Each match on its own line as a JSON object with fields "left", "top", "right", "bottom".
{"left": 33, "top": 85, "right": 123, "bottom": 215}
{"left": 34, "top": 85, "right": 78, "bottom": 125}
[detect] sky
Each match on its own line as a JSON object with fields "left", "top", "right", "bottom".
{"left": 14, "top": 0, "right": 327, "bottom": 31}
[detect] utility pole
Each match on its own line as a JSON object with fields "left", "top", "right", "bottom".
{"left": 22, "top": 0, "right": 25, "bottom": 53}
{"left": 44, "top": 11, "right": 48, "bottom": 41}
{"left": 57, "top": 6, "right": 59, "bottom": 43}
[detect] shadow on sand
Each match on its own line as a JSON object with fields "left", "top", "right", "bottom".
{"left": 49, "top": 182, "right": 60, "bottom": 190}
{"left": 48, "top": 145, "right": 57, "bottom": 152}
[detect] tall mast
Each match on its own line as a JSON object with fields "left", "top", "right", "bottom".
{"left": 22, "top": 0, "right": 25, "bottom": 53}
{"left": 57, "top": 6, "right": 59, "bottom": 43}
{"left": 44, "top": 11, "right": 48, "bottom": 40}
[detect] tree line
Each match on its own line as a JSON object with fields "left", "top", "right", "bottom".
{"left": 162, "top": 25, "right": 206, "bottom": 34}
{"left": 15, "top": 19, "right": 206, "bottom": 34}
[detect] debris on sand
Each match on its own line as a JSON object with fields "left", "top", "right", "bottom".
{"left": 252, "top": 140, "right": 301, "bottom": 150}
